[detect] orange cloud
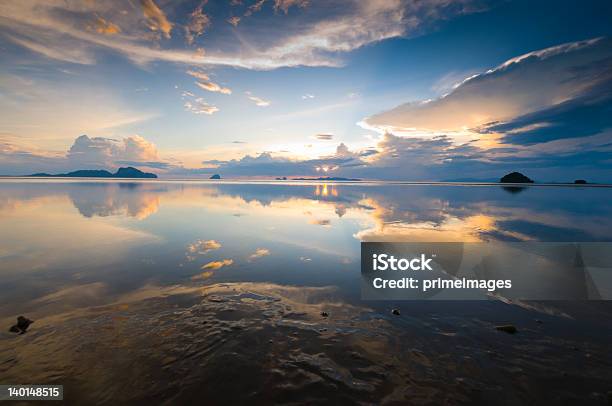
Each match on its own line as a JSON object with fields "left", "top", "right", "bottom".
{"left": 309, "top": 219, "right": 331, "bottom": 226}
{"left": 140, "top": 0, "right": 173, "bottom": 39}
{"left": 248, "top": 248, "right": 270, "bottom": 261}
{"left": 187, "top": 239, "right": 222, "bottom": 255}
{"left": 92, "top": 17, "right": 121, "bottom": 35}
{"left": 191, "top": 271, "right": 214, "bottom": 280}
{"left": 187, "top": 70, "right": 232, "bottom": 94}
{"left": 195, "top": 81, "right": 232, "bottom": 95}
{"left": 201, "top": 259, "right": 233, "bottom": 270}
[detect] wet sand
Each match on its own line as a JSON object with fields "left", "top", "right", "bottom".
{"left": 2, "top": 282, "right": 611, "bottom": 405}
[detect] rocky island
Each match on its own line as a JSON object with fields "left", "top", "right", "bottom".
{"left": 28, "top": 167, "right": 157, "bottom": 179}
{"left": 500, "top": 172, "right": 534, "bottom": 183}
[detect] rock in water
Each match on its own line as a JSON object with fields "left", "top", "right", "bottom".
{"left": 210, "top": 174, "right": 221, "bottom": 180}
{"left": 320, "top": 311, "right": 329, "bottom": 317}
{"left": 391, "top": 309, "right": 401, "bottom": 316}
{"left": 495, "top": 324, "right": 517, "bottom": 334}
{"left": 9, "top": 316, "right": 33, "bottom": 334}
{"left": 574, "top": 179, "right": 587, "bottom": 184}
{"left": 500, "top": 172, "right": 534, "bottom": 183}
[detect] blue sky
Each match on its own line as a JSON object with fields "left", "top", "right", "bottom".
{"left": 0, "top": 0, "right": 611, "bottom": 181}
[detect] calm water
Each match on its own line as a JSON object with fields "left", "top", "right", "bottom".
{"left": 1, "top": 180, "right": 612, "bottom": 405}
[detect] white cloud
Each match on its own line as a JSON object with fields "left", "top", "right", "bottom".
{"left": 364, "top": 38, "right": 611, "bottom": 135}
{"left": 181, "top": 87, "right": 219, "bottom": 115}
{"left": 245, "top": 91, "right": 271, "bottom": 107}
{"left": 184, "top": 98, "right": 219, "bottom": 115}
{"left": 0, "top": 133, "right": 171, "bottom": 175}
{"left": 67, "top": 134, "right": 160, "bottom": 168}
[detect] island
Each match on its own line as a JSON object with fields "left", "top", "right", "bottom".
{"left": 574, "top": 179, "right": 587, "bottom": 184}
{"left": 28, "top": 167, "right": 157, "bottom": 179}
{"left": 499, "top": 172, "right": 534, "bottom": 183}
{"left": 209, "top": 174, "right": 221, "bottom": 179}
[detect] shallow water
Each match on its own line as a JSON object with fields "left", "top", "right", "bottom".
{"left": 1, "top": 180, "right": 611, "bottom": 404}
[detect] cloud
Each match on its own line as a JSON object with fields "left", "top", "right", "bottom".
{"left": 302, "top": 94, "right": 315, "bottom": 99}
{"left": 90, "top": 17, "right": 121, "bottom": 35}
{"left": 201, "top": 259, "right": 234, "bottom": 270}
{"left": 364, "top": 37, "right": 612, "bottom": 137}
{"left": 201, "top": 145, "right": 360, "bottom": 177}
{"left": 354, "top": 37, "right": 612, "bottom": 181}
{"left": 334, "top": 142, "right": 355, "bottom": 158}
{"left": 309, "top": 219, "right": 331, "bottom": 226}
{"left": 191, "top": 120, "right": 612, "bottom": 182}
{"left": 67, "top": 134, "right": 160, "bottom": 168}
{"left": 183, "top": 92, "right": 219, "bottom": 115}
{"left": 479, "top": 80, "right": 612, "bottom": 145}
{"left": 274, "top": 0, "right": 309, "bottom": 14}
{"left": 0, "top": 133, "right": 172, "bottom": 175}
{"left": 140, "top": 0, "right": 173, "bottom": 39}
{"left": 248, "top": 248, "right": 270, "bottom": 261}
{"left": 192, "top": 271, "right": 214, "bottom": 280}
{"left": 0, "top": 0, "right": 488, "bottom": 69}
{"left": 196, "top": 80, "right": 232, "bottom": 95}
{"left": 315, "top": 133, "right": 334, "bottom": 140}
{"left": 245, "top": 91, "right": 271, "bottom": 106}
{"left": 185, "top": 2, "right": 210, "bottom": 45}
{"left": 4, "top": 35, "right": 97, "bottom": 65}
{"left": 244, "top": 0, "right": 266, "bottom": 17}
{"left": 187, "top": 70, "right": 232, "bottom": 94}
{"left": 227, "top": 16, "right": 241, "bottom": 26}
{"left": 187, "top": 239, "right": 222, "bottom": 254}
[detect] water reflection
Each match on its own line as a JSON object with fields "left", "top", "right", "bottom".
{"left": 1, "top": 180, "right": 612, "bottom": 403}
{"left": 69, "top": 183, "right": 160, "bottom": 219}
{"left": 314, "top": 183, "right": 339, "bottom": 197}
{"left": 1, "top": 180, "right": 610, "bottom": 315}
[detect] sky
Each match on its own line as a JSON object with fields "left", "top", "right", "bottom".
{"left": 0, "top": 0, "right": 611, "bottom": 181}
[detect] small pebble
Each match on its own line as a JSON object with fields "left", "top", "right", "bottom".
{"left": 495, "top": 324, "right": 517, "bottom": 334}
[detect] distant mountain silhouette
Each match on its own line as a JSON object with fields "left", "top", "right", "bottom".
{"left": 28, "top": 167, "right": 157, "bottom": 179}
{"left": 500, "top": 172, "right": 534, "bottom": 183}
